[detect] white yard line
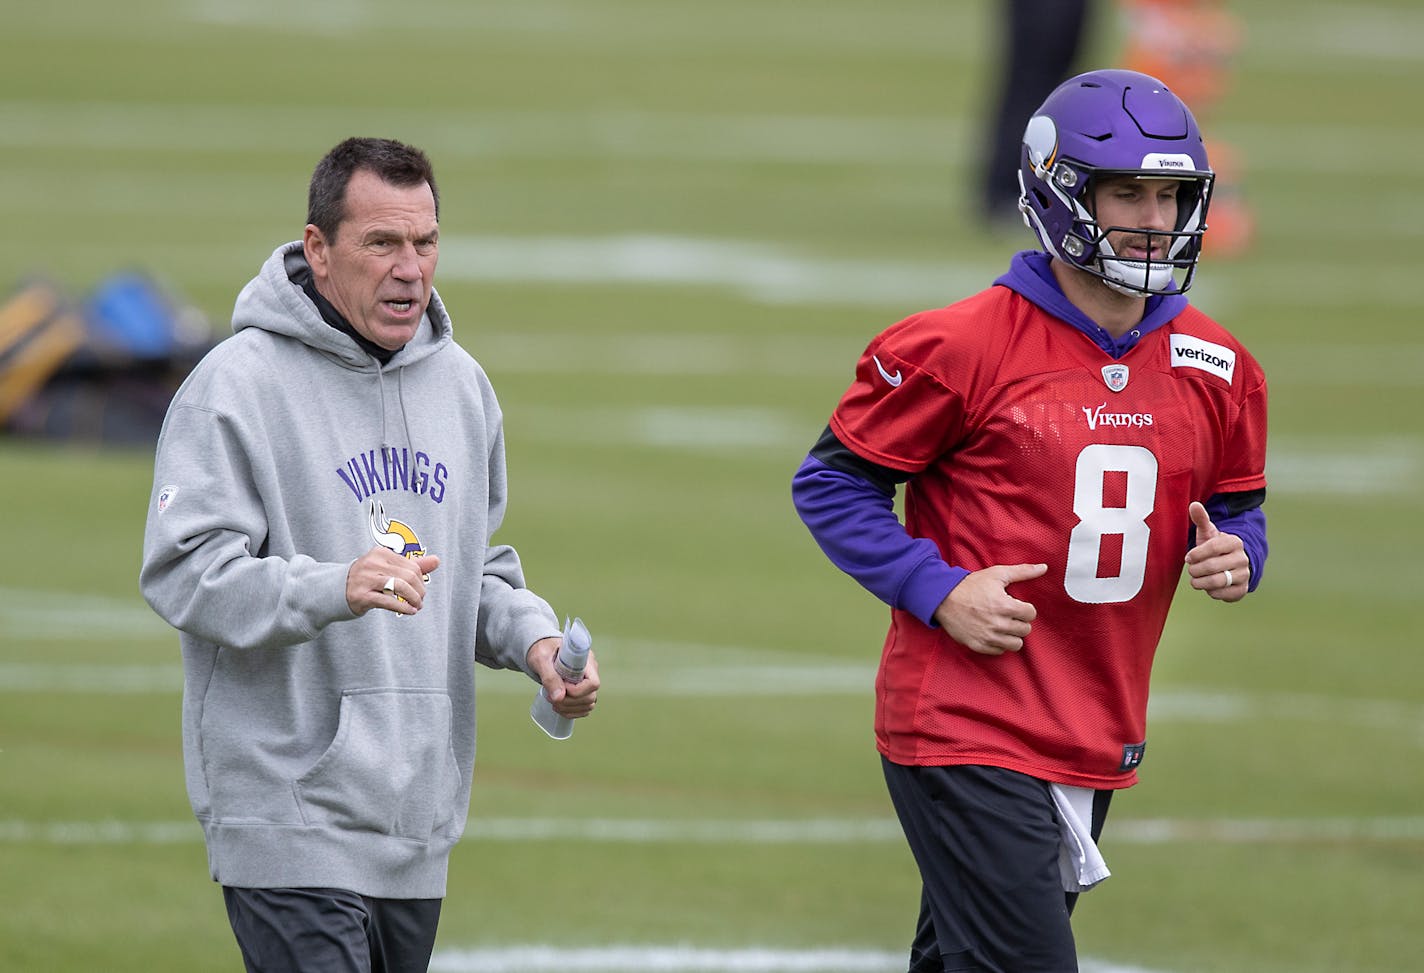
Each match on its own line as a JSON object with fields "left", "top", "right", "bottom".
{"left": 434, "top": 234, "right": 988, "bottom": 308}
{"left": 0, "top": 586, "right": 172, "bottom": 641}
{"left": 428, "top": 945, "right": 1176, "bottom": 973}
{"left": 460, "top": 331, "right": 1424, "bottom": 390}
{"left": 0, "top": 100, "right": 1416, "bottom": 175}
{"left": 469, "top": 816, "right": 1424, "bottom": 845}
{"left": 428, "top": 945, "right": 908, "bottom": 973}
{"left": 2, "top": 630, "right": 1423, "bottom": 749}
{"left": 2, "top": 639, "right": 1422, "bottom": 746}
{"left": 3, "top": 650, "right": 1422, "bottom": 730}
{"left": 436, "top": 233, "right": 1421, "bottom": 312}
{"left": 5, "top": 816, "right": 1422, "bottom": 847}
{"left": 19, "top": 0, "right": 1416, "bottom": 69}
{"left": 0, "top": 100, "right": 968, "bottom": 164}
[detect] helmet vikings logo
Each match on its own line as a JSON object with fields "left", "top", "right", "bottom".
{"left": 368, "top": 498, "right": 425, "bottom": 560}
{"left": 1023, "top": 114, "right": 1060, "bottom": 179}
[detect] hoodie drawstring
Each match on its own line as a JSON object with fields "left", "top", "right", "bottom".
{"left": 396, "top": 366, "right": 416, "bottom": 460}
{"left": 375, "top": 364, "right": 392, "bottom": 461}
{"left": 375, "top": 361, "right": 417, "bottom": 463}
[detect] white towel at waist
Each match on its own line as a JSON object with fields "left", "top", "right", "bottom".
{"left": 1050, "top": 783, "right": 1111, "bottom": 893}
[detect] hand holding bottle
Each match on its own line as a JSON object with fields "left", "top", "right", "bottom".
{"left": 530, "top": 616, "right": 592, "bottom": 740}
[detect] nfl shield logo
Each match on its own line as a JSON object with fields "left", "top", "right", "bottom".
{"left": 1101, "top": 364, "right": 1130, "bottom": 393}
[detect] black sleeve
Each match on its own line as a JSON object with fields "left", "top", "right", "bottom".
{"left": 807, "top": 425, "right": 911, "bottom": 497}
{"left": 1214, "top": 487, "right": 1266, "bottom": 516}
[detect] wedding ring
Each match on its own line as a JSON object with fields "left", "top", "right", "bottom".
{"left": 1222, "top": 568, "right": 1234, "bottom": 588}
{"left": 382, "top": 576, "right": 397, "bottom": 595}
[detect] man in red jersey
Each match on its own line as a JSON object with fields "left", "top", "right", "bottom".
{"left": 792, "top": 68, "right": 1267, "bottom": 972}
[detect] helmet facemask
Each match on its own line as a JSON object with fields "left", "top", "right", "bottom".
{"left": 1078, "top": 170, "right": 1213, "bottom": 296}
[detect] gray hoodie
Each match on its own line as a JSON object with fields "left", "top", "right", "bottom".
{"left": 140, "top": 241, "right": 559, "bottom": 898}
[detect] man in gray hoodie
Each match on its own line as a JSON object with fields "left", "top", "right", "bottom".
{"left": 140, "top": 137, "right": 599, "bottom": 972}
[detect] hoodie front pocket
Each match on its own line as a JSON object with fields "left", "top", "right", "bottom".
{"left": 294, "top": 688, "right": 460, "bottom": 841}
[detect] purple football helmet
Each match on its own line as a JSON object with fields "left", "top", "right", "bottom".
{"left": 1018, "top": 69, "right": 1214, "bottom": 295}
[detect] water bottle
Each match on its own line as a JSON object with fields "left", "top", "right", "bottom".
{"left": 530, "top": 616, "right": 591, "bottom": 740}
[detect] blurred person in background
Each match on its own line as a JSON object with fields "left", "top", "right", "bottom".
{"left": 793, "top": 70, "right": 1267, "bottom": 971}
{"left": 978, "top": 0, "right": 1096, "bottom": 231}
{"left": 140, "top": 137, "right": 599, "bottom": 973}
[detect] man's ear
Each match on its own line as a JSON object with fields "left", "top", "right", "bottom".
{"left": 303, "top": 224, "right": 327, "bottom": 280}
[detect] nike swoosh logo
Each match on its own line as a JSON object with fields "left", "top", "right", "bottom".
{"left": 873, "top": 355, "right": 903, "bottom": 387}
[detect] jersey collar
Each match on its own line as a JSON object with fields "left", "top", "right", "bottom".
{"left": 994, "top": 250, "right": 1189, "bottom": 358}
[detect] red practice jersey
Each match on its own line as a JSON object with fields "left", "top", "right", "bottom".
{"left": 830, "top": 285, "right": 1268, "bottom": 788}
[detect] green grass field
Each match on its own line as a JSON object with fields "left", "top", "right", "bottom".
{"left": 3, "top": 2, "right": 1422, "bottom": 971}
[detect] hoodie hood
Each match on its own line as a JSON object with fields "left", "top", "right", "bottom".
{"left": 994, "top": 250, "right": 1189, "bottom": 358}
{"left": 232, "top": 241, "right": 454, "bottom": 372}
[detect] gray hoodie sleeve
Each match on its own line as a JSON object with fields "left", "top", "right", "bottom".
{"left": 140, "top": 399, "right": 357, "bottom": 650}
{"left": 472, "top": 405, "right": 560, "bottom": 676}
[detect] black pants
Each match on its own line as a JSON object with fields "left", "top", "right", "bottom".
{"left": 222, "top": 886, "right": 442, "bottom": 973}
{"left": 883, "top": 759, "right": 1112, "bottom": 973}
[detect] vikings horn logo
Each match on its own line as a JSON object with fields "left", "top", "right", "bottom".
{"left": 368, "top": 498, "right": 425, "bottom": 560}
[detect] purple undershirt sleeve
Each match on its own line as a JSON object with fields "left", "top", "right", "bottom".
{"left": 1202, "top": 496, "right": 1268, "bottom": 592}
{"left": 792, "top": 456, "right": 967, "bottom": 627}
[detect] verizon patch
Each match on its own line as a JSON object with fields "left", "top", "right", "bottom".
{"left": 1170, "top": 333, "right": 1236, "bottom": 383}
